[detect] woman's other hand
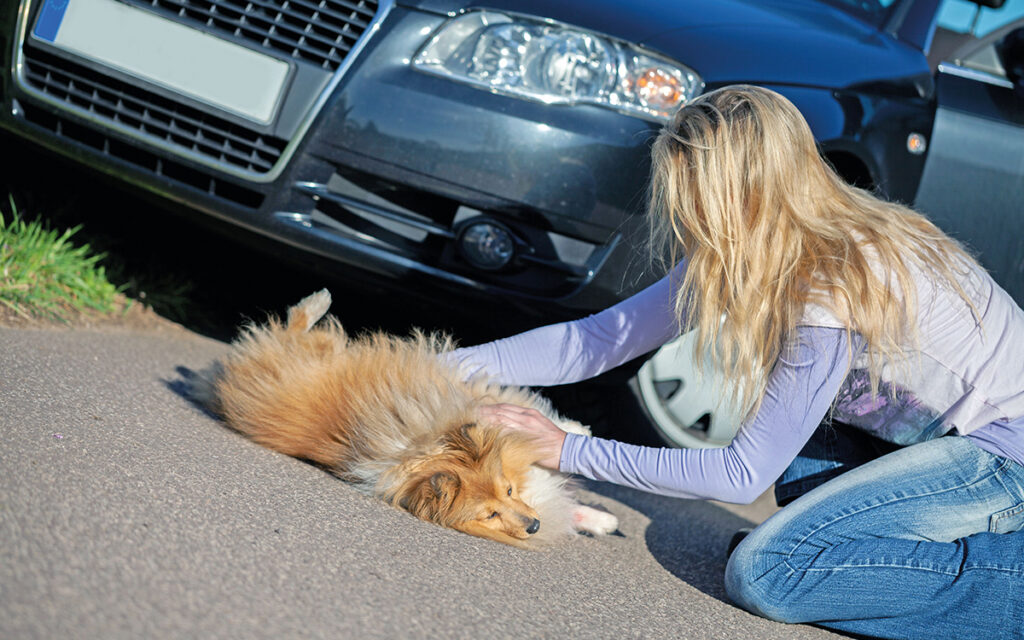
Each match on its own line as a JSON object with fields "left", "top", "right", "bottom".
{"left": 479, "top": 403, "right": 567, "bottom": 470}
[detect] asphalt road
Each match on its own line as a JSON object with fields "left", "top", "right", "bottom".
{"left": 0, "top": 324, "right": 842, "bottom": 639}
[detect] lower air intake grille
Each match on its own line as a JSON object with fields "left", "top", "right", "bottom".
{"left": 21, "top": 46, "right": 287, "bottom": 174}
{"left": 22, "top": 103, "right": 266, "bottom": 208}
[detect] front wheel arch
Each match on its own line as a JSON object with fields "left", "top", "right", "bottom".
{"left": 824, "top": 150, "right": 875, "bottom": 191}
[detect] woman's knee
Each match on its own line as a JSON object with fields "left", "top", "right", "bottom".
{"left": 724, "top": 528, "right": 804, "bottom": 623}
{"left": 723, "top": 512, "right": 834, "bottom": 624}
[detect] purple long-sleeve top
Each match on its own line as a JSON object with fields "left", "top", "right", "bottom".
{"left": 451, "top": 270, "right": 1024, "bottom": 503}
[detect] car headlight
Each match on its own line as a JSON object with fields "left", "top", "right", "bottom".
{"left": 412, "top": 11, "right": 703, "bottom": 121}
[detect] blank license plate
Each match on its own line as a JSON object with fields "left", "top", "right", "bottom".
{"left": 32, "top": 0, "right": 290, "bottom": 124}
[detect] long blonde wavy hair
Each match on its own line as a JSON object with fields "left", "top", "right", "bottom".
{"left": 648, "top": 85, "right": 979, "bottom": 417}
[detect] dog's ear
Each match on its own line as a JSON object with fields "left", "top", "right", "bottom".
{"left": 428, "top": 472, "right": 461, "bottom": 508}
{"left": 398, "top": 471, "right": 461, "bottom": 518}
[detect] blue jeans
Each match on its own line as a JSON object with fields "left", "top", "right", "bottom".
{"left": 773, "top": 421, "right": 900, "bottom": 506}
{"left": 724, "top": 435, "right": 1024, "bottom": 639}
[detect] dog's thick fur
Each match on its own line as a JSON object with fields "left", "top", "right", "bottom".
{"left": 191, "top": 290, "right": 618, "bottom": 548}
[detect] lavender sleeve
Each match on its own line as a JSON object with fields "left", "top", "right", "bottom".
{"left": 560, "top": 327, "right": 855, "bottom": 503}
{"left": 450, "top": 265, "right": 684, "bottom": 386}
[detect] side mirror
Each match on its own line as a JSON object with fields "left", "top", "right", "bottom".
{"left": 997, "top": 27, "right": 1024, "bottom": 96}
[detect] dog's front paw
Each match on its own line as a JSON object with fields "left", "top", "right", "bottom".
{"left": 555, "top": 419, "right": 591, "bottom": 437}
{"left": 572, "top": 505, "right": 620, "bottom": 536}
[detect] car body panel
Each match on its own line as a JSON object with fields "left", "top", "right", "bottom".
{"left": 403, "top": 0, "right": 900, "bottom": 43}
{"left": 914, "top": 20, "right": 1024, "bottom": 304}
{"left": 641, "top": 21, "right": 930, "bottom": 90}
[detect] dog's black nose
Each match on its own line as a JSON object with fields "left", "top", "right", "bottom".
{"left": 526, "top": 519, "right": 540, "bottom": 535}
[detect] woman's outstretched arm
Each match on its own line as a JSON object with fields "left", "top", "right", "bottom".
{"left": 484, "top": 326, "right": 856, "bottom": 503}
{"left": 450, "top": 265, "right": 684, "bottom": 386}
{"left": 559, "top": 326, "right": 855, "bottom": 502}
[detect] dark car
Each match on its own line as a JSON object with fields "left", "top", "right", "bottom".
{"left": 2, "top": 0, "right": 1022, "bottom": 447}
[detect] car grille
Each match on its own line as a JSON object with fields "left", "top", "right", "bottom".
{"left": 21, "top": 46, "right": 288, "bottom": 174}
{"left": 121, "top": 0, "right": 379, "bottom": 71}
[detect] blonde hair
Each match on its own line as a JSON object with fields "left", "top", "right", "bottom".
{"left": 648, "top": 85, "right": 978, "bottom": 416}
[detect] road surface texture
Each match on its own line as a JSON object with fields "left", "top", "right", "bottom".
{"left": 0, "top": 324, "right": 842, "bottom": 639}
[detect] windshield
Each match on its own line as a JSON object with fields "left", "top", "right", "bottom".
{"left": 815, "top": 0, "right": 904, "bottom": 28}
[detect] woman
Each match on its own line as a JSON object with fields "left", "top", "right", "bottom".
{"left": 452, "top": 86, "right": 1024, "bottom": 638}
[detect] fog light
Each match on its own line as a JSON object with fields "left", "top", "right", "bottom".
{"left": 458, "top": 220, "right": 516, "bottom": 270}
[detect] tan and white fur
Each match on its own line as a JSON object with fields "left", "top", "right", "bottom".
{"left": 191, "top": 290, "right": 618, "bottom": 548}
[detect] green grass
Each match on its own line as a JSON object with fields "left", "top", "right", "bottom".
{"left": 0, "top": 195, "right": 125, "bottom": 323}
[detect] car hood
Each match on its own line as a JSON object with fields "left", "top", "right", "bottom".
{"left": 399, "top": 0, "right": 930, "bottom": 89}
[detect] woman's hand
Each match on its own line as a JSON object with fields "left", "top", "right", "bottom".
{"left": 479, "top": 403, "right": 566, "bottom": 470}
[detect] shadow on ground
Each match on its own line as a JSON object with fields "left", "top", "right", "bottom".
{"left": 585, "top": 480, "right": 760, "bottom": 604}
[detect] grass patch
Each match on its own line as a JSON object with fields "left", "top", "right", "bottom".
{"left": 0, "top": 195, "right": 125, "bottom": 323}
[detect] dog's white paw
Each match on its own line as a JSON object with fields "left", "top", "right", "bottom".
{"left": 555, "top": 419, "right": 591, "bottom": 437}
{"left": 572, "top": 505, "right": 620, "bottom": 536}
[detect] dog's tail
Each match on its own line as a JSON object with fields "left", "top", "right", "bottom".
{"left": 286, "top": 289, "right": 333, "bottom": 333}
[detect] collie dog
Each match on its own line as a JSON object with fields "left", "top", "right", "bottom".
{"left": 192, "top": 290, "right": 619, "bottom": 548}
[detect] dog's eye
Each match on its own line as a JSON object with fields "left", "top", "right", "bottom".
{"left": 507, "top": 487, "right": 513, "bottom": 497}
{"left": 488, "top": 511, "right": 499, "bottom": 519}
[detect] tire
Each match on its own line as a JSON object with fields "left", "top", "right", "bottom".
{"left": 540, "top": 331, "right": 745, "bottom": 450}
{"left": 631, "top": 331, "right": 744, "bottom": 449}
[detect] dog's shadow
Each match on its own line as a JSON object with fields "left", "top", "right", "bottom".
{"left": 168, "top": 364, "right": 292, "bottom": 441}
{"left": 166, "top": 366, "right": 220, "bottom": 419}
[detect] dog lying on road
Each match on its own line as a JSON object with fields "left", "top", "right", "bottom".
{"left": 191, "top": 290, "right": 619, "bottom": 548}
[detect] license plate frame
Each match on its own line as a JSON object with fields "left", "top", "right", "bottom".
{"left": 31, "top": 0, "right": 292, "bottom": 124}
